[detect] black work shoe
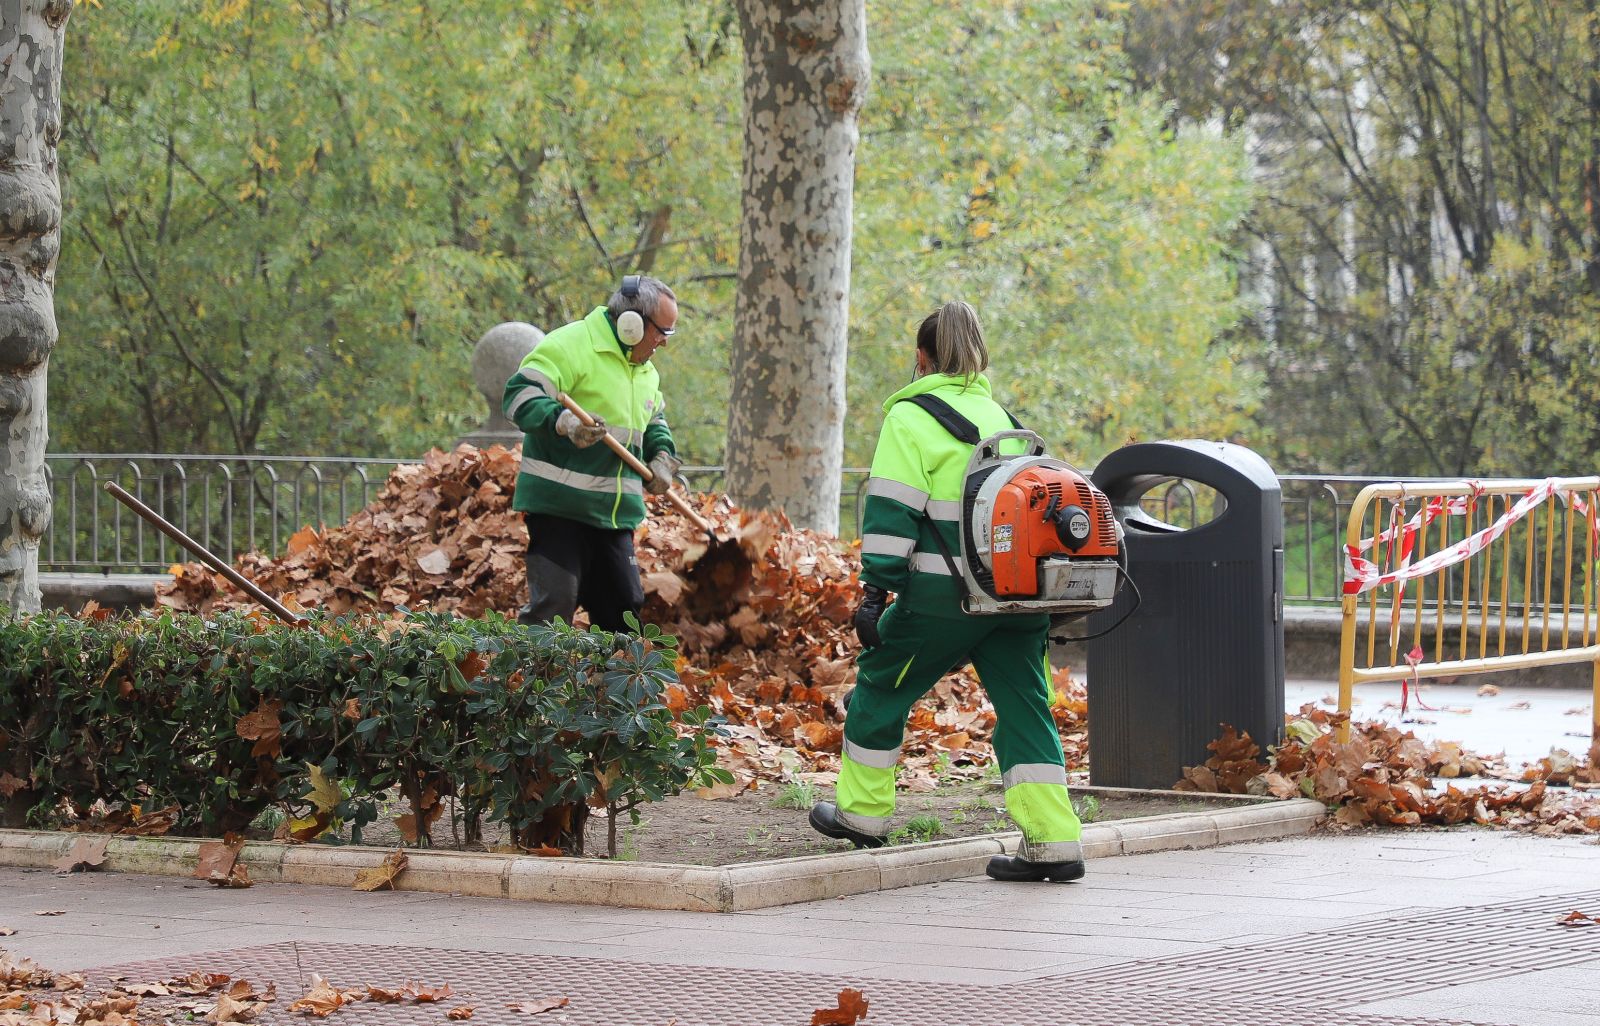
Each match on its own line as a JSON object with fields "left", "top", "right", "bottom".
{"left": 984, "top": 854, "right": 1086, "bottom": 883}
{"left": 808, "top": 802, "right": 886, "bottom": 849}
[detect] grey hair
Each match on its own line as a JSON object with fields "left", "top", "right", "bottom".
{"left": 921, "top": 300, "right": 989, "bottom": 380}
{"left": 606, "top": 275, "right": 676, "bottom": 320}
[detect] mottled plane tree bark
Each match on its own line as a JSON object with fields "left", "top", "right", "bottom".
{"left": 0, "top": 0, "right": 71, "bottom": 615}
{"left": 725, "top": 0, "right": 867, "bottom": 534}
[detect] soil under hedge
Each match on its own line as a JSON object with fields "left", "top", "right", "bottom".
{"left": 331, "top": 778, "right": 1261, "bottom": 866}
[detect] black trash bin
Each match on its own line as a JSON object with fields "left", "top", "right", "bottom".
{"left": 1085, "top": 441, "right": 1285, "bottom": 789}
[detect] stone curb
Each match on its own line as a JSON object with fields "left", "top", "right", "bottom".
{"left": 0, "top": 798, "right": 1325, "bottom": 912}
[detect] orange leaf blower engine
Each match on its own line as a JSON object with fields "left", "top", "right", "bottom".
{"left": 951, "top": 430, "right": 1125, "bottom": 616}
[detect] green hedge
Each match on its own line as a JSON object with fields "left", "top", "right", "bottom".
{"left": 0, "top": 608, "right": 728, "bottom": 855}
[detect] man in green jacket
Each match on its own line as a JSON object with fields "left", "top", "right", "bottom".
{"left": 501, "top": 275, "right": 682, "bottom": 632}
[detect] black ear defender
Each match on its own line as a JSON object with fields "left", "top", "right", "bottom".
{"left": 617, "top": 275, "right": 644, "bottom": 345}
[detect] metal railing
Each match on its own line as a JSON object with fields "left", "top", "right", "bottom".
{"left": 43, "top": 455, "right": 420, "bottom": 573}
{"left": 1334, "top": 477, "right": 1600, "bottom": 745}
{"left": 38, "top": 453, "right": 1428, "bottom": 606}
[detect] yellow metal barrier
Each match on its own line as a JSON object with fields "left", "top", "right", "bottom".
{"left": 1337, "top": 478, "right": 1600, "bottom": 746}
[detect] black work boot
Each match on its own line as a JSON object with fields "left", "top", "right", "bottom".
{"left": 808, "top": 802, "right": 886, "bottom": 849}
{"left": 985, "top": 854, "right": 1086, "bottom": 883}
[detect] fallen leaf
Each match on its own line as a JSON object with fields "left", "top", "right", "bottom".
{"left": 165, "top": 972, "right": 233, "bottom": 995}
{"left": 1506, "top": 701, "right": 1532, "bottom": 710}
{"left": 401, "top": 981, "right": 454, "bottom": 1003}
{"left": 235, "top": 699, "right": 284, "bottom": 759}
{"left": 1477, "top": 683, "right": 1501, "bottom": 696}
{"left": 52, "top": 835, "right": 110, "bottom": 875}
{"left": 208, "top": 862, "right": 254, "bottom": 889}
{"left": 286, "top": 525, "right": 320, "bottom": 557}
{"left": 352, "top": 850, "right": 409, "bottom": 892}
{"left": 124, "top": 982, "right": 171, "bottom": 997}
{"left": 811, "top": 987, "right": 869, "bottom": 1026}
{"left": 287, "top": 975, "right": 358, "bottom": 1017}
{"left": 416, "top": 547, "right": 452, "bottom": 575}
{"left": 195, "top": 838, "right": 244, "bottom": 882}
{"left": 33, "top": 910, "right": 66, "bottom": 916}
{"left": 0, "top": 927, "right": 14, "bottom": 937}
{"left": 1558, "top": 910, "right": 1596, "bottom": 926}
{"left": 209, "top": 990, "right": 271, "bottom": 1022}
{"left": 693, "top": 776, "right": 753, "bottom": 800}
{"left": 507, "top": 997, "right": 570, "bottom": 1014}
{"left": 447, "top": 1006, "right": 476, "bottom": 1020}
{"left": 523, "top": 844, "right": 565, "bottom": 858}
{"left": 0, "top": 771, "right": 27, "bottom": 798}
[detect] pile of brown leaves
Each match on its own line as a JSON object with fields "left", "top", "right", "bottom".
{"left": 1177, "top": 706, "right": 1600, "bottom": 835}
{"left": 154, "top": 444, "right": 1080, "bottom": 785}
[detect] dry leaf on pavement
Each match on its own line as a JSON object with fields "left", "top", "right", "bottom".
{"left": 207, "top": 862, "right": 254, "bottom": 889}
{"left": 446, "top": 1006, "right": 476, "bottom": 1020}
{"left": 287, "top": 974, "right": 360, "bottom": 1017}
{"left": 352, "top": 850, "right": 409, "bottom": 891}
{"left": 195, "top": 836, "right": 245, "bottom": 883}
{"left": 1558, "top": 910, "right": 1596, "bottom": 926}
{"left": 507, "top": 997, "right": 569, "bottom": 1014}
{"left": 53, "top": 835, "right": 109, "bottom": 874}
{"left": 0, "top": 928, "right": 14, "bottom": 937}
{"left": 31, "top": 911, "right": 65, "bottom": 917}
{"left": 811, "top": 987, "right": 869, "bottom": 1025}
{"left": 401, "top": 981, "right": 454, "bottom": 1003}
{"left": 209, "top": 990, "right": 271, "bottom": 1022}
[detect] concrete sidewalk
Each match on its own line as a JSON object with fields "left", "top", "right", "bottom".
{"left": 3, "top": 828, "right": 1597, "bottom": 1025}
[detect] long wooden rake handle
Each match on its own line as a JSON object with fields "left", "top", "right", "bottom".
{"left": 103, "top": 481, "right": 304, "bottom": 624}
{"left": 555, "top": 392, "right": 718, "bottom": 540}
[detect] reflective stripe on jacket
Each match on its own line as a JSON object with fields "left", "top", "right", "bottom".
{"left": 502, "top": 306, "right": 675, "bottom": 529}
{"left": 859, "top": 372, "right": 1024, "bottom": 617}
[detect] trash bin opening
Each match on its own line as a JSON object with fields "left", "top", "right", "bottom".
{"left": 1118, "top": 476, "right": 1229, "bottom": 533}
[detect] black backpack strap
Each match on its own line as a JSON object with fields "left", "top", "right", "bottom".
{"left": 891, "top": 393, "right": 1020, "bottom": 603}
{"left": 898, "top": 394, "right": 1023, "bottom": 443}
{"left": 901, "top": 394, "right": 980, "bottom": 444}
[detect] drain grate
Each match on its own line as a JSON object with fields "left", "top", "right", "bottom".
{"left": 91, "top": 941, "right": 1512, "bottom": 1026}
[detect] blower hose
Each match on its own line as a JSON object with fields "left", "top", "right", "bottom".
{"left": 1048, "top": 562, "right": 1142, "bottom": 646}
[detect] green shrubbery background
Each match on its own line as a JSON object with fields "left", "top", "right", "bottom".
{"left": 0, "top": 609, "right": 727, "bottom": 856}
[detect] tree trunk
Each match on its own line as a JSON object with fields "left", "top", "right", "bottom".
{"left": 725, "top": 0, "right": 867, "bottom": 535}
{"left": 0, "top": 0, "right": 71, "bottom": 615}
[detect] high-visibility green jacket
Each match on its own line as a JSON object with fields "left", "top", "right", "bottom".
{"left": 501, "top": 306, "right": 676, "bottom": 530}
{"left": 859, "top": 372, "right": 1026, "bottom": 617}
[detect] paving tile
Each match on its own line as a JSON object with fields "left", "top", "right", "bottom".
{"left": 1348, "top": 995, "right": 1597, "bottom": 1025}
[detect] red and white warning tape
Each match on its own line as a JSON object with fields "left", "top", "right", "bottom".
{"left": 1344, "top": 478, "right": 1594, "bottom": 596}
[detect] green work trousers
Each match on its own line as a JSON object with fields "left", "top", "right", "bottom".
{"left": 835, "top": 603, "right": 1084, "bottom": 863}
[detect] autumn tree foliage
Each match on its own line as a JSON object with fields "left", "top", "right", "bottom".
{"left": 53, "top": 1, "right": 1254, "bottom": 472}
{"left": 1131, "top": 0, "right": 1600, "bottom": 476}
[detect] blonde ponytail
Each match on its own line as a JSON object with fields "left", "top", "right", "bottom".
{"left": 932, "top": 301, "right": 989, "bottom": 381}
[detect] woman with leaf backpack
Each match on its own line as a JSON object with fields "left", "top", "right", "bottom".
{"left": 808, "top": 301, "right": 1086, "bottom": 883}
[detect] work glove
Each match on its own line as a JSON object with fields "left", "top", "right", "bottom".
{"left": 853, "top": 584, "right": 889, "bottom": 649}
{"left": 555, "top": 409, "right": 608, "bottom": 448}
{"left": 645, "top": 451, "right": 683, "bottom": 495}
